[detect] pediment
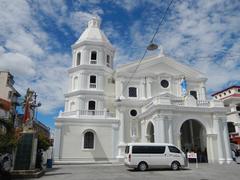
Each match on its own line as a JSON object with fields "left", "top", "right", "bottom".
{"left": 117, "top": 55, "right": 206, "bottom": 80}
{"left": 158, "top": 92, "right": 176, "bottom": 98}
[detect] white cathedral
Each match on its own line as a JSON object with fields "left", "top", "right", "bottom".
{"left": 54, "top": 17, "right": 232, "bottom": 164}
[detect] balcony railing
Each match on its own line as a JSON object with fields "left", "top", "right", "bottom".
{"left": 60, "top": 109, "right": 115, "bottom": 118}
{"left": 142, "top": 96, "right": 213, "bottom": 113}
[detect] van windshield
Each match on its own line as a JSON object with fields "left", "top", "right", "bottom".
{"left": 125, "top": 146, "right": 129, "bottom": 153}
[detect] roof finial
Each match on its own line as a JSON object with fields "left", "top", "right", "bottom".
{"left": 88, "top": 16, "right": 101, "bottom": 28}
{"left": 158, "top": 45, "right": 164, "bottom": 57}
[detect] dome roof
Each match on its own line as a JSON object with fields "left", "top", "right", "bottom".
{"left": 74, "top": 17, "right": 112, "bottom": 47}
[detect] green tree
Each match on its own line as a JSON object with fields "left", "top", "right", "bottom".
{"left": 0, "top": 118, "right": 18, "bottom": 153}
{"left": 37, "top": 132, "right": 51, "bottom": 151}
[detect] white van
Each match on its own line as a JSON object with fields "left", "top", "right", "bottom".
{"left": 124, "top": 143, "right": 187, "bottom": 171}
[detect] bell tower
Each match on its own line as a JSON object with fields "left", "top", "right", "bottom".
{"left": 65, "top": 16, "right": 115, "bottom": 114}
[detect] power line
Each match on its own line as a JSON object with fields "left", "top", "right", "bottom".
{"left": 150, "top": 0, "right": 174, "bottom": 43}
{"left": 120, "top": 0, "right": 175, "bottom": 97}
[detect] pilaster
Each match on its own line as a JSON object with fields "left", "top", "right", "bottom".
{"left": 213, "top": 114, "right": 225, "bottom": 164}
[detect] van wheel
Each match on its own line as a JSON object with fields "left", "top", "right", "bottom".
{"left": 138, "top": 162, "right": 148, "bottom": 171}
{"left": 171, "top": 161, "right": 180, "bottom": 170}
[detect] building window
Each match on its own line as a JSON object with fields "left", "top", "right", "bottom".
{"left": 76, "top": 52, "right": 81, "bottom": 66}
{"left": 130, "top": 109, "right": 137, "bottom": 117}
{"left": 190, "top": 90, "right": 197, "bottom": 100}
{"left": 224, "top": 92, "right": 226, "bottom": 95}
{"left": 89, "top": 75, "right": 96, "bottom": 88}
{"left": 236, "top": 105, "right": 240, "bottom": 111}
{"left": 8, "top": 91, "right": 12, "bottom": 99}
{"left": 73, "top": 76, "right": 78, "bottom": 90}
{"left": 88, "top": 101, "right": 95, "bottom": 110}
{"left": 106, "top": 55, "right": 110, "bottom": 67}
{"left": 160, "top": 80, "right": 169, "bottom": 88}
{"left": 90, "top": 51, "right": 97, "bottom": 64}
{"left": 129, "top": 87, "right": 137, "bottom": 97}
{"left": 229, "top": 90, "right": 231, "bottom": 93}
{"left": 238, "top": 89, "right": 240, "bottom": 93}
{"left": 84, "top": 131, "right": 94, "bottom": 149}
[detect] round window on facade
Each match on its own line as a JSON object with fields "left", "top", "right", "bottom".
{"left": 130, "top": 109, "right": 137, "bottom": 117}
{"left": 160, "top": 79, "right": 169, "bottom": 88}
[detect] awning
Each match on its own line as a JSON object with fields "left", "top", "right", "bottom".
{"left": 0, "top": 98, "right": 11, "bottom": 111}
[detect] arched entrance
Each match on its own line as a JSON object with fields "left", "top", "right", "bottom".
{"left": 146, "top": 122, "right": 154, "bottom": 143}
{"left": 180, "top": 119, "right": 207, "bottom": 162}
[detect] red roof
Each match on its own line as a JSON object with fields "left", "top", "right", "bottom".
{"left": 0, "top": 98, "right": 11, "bottom": 111}
{"left": 211, "top": 85, "right": 240, "bottom": 96}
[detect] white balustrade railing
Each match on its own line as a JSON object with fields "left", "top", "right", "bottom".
{"left": 61, "top": 110, "right": 115, "bottom": 118}
{"left": 196, "top": 100, "right": 210, "bottom": 107}
{"left": 142, "top": 96, "right": 211, "bottom": 113}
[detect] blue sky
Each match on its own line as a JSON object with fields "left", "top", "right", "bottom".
{"left": 0, "top": 0, "right": 240, "bottom": 129}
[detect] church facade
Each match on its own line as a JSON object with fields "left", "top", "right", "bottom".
{"left": 54, "top": 17, "right": 232, "bottom": 164}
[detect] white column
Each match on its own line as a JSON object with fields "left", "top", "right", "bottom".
{"left": 222, "top": 119, "right": 233, "bottom": 163}
{"left": 141, "top": 81, "right": 146, "bottom": 99}
{"left": 79, "top": 73, "right": 85, "bottom": 90}
{"left": 82, "top": 49, "right": 88, "bottom": 64}
{"left": 213, "top": 116, "right": 225, "bottom": 164}
{"left": 206, "top": 134, "right": 214, "bottom": 163}
{"left": 159, "top": 117, "right": 165, "bottom": 143}
{"left": 84, "top": 74, "right": 88, "bottom": 89}
{"left": 176, "top": 132, "right": 181, "bottom": 148}
{"left": 72, "top": 50, "right": 75, "bottom": 67}
{"left": 147, "top": 79, "right": 152, "bottom": 98}
{"left": 120, "top": 80, "right": 124, "bottom": 98}
{"left": 54, "top": 123, "right": 62, "bottom": 160}
{"left": 168, "top": 118, "right": 173, "bottom": 144}
{"left": 98, "top": 75, "right": 104, "bottom": 90}
{"left": 98, "top": 50, "right": 104, "bottom": 65}
{"left": 64, "top": 99, "right": 69, "bottom": 112}
{"left": 154, "top": 115, "right": 165, "bottom": 143}
{"left": 117, "top": 108, "right": 125, "bottom": 159}
{"left": 201, "top": 86, "right": 206, "bottom": 100}
{"left": 78, "top": 97, "right": 84, "bottom": 109}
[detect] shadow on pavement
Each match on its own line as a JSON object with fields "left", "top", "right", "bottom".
{"left": 127, "top": 168, "right": 191, "bottom": 172}
{"left": 44, "top": 172, "right": 72, "bottom": 176}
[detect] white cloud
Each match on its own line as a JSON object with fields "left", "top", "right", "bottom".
{"left": 0, "top": 52, "right": 35, "bottom": 77}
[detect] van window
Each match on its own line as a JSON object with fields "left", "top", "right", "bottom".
{"left": 125, "top": 146, "right": 129, "bottom": 153}
{"left": 132, "top": 146, "right": 165, "bottom": 154}
{"left": 168, "top": 146, "right": 181, "bottom": 153}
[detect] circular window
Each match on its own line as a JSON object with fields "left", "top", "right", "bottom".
{"left": 160, "top": 80, "right": 169, "bottom": 88}
{"left": 130, "top": 109, "right": 137, "bottom": 117}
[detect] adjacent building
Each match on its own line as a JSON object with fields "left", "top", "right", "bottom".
{"left": 212, "top": 86, "right": 240, "bottom": 144}
{"left": 0, "top": 70, "right": 20, "bottom": 133}
{"left": 54, "top": 17, "right": 232, "bottom": 164}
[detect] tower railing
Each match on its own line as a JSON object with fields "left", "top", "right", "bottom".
{"left": 60, "top": 109, "right": 115, "bottom": 118}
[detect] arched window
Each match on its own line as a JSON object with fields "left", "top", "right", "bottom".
{"left": 88, "top": 101, "right": 95, "bottom": 110}
{"left": 84, "top": 131, "right": 94, "bottom": 149}
{"left": 73, "top": 76, "right": 78, "bottom": 90}
{"left": 190, "top": 90, "right": 197, "bottom": 100}
{"left": 90, "top": 51, "right": 97, "bottom": 64}
{"left": 89, "top": 75, "right": 96, "bottom": 88}
{"left": 88, "top": 100, "right": 96, "bottom": 115}
{"left": 76, "top": 52, "right": 81, "bottom": 66}
{"left": 106, "top": 55, "right": 110, "bottom": 67}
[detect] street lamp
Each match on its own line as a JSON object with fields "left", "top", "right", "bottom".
{"left": 147, "top": 42, "right": 158, "bottom": 51}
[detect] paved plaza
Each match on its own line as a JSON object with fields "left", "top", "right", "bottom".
{"left": 25, "top": 163, "right": 240, "bottom": 180}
